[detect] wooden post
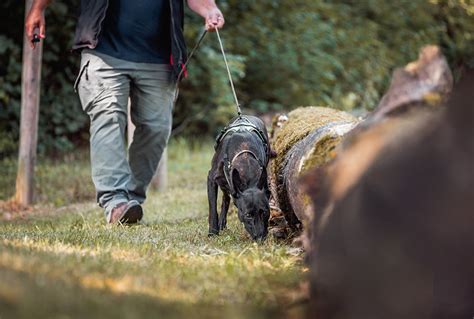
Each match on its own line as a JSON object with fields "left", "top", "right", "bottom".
{"left": 152, "top": 148, "right": 168, "bottom": 191}
{"left": 127, "top": 101, "right": 167, "bottom": 192}
{"left": 127, "top": 100, "right": 135, "bottom": 146}
{"left": 14, "top": 0, "right": 43, "bottom": 206}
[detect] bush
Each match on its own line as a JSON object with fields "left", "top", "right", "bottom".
{"left": 0, "top": 0, "right": 472, "bottom": 155}
{"left": 0, "top": 0, "right": 86, "bottom": 157}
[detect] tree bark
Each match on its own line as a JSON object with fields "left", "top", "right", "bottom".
{"left": 283, "top": 121, "right": 356, "bottom": 228}
{"left": 14, "top": 0, "right": 43, "bottom": 206}
{"left": 306, "top": 62, "right": 471, "bottom": 319}
{"left": 301, "top": 45, "right": 454, "bottom": 251}
{"left": 270, "top": 107, "right": 357, "bottom": 232}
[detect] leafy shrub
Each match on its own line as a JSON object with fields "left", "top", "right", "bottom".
{"left": 0, "top": 0, "right": 472, "bottom": 155}
{"left": 0, "top": 0, "right": 86, "bottom": 157}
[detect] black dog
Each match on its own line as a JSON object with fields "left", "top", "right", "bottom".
{"left": 207, "top": 115, "right": 272, "bottom": 240}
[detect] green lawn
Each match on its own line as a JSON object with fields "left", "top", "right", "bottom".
{"left": 0, "top": 139, "right": 306, "bottom": 319}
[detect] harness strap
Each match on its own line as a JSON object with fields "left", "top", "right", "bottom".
{"left": 215, "top": 116, "right": 268, "bottom": 156}
{"left": 223, "top": 150, "right": 264, "bottom": 197}
{"left": 223, "top": 156, "right": 234, "bottom": 196}
{"left": 230, "top": 150, "right": 265, "bottom": 169}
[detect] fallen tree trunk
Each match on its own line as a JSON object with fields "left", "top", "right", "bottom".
{"left": 314, "top": 45, "right": 454, "bottom": 218}
{"left": 300, "top": 45, "right": 458, "bottom": 316}
{"left": 270, "top": 107, "right": 357, "bottom": 233}
{"left": 269, "top": 45, "right": 454, "bottom": 244}
{"left": 305, "top": 68, "right": 472, "bottom": 319}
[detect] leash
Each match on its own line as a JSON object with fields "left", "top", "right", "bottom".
{"left": 174, "top": 29, "right": 208, "bottom": 103}
{"left": 215, "top": 28, "right": 242, "bottom": 116}
{"left": 174, "top": 27, "right": 242, "bottom": 117}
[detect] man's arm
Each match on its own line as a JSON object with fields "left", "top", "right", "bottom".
{"left": 25, "top": 0, "right": 52, "bottom": 48}
{"left": 187, "top": 0, "right": 224, "bottom": 31}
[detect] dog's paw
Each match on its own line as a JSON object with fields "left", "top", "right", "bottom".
{"left": 208, "top": 230, "right": 219, "bottom": 237}
{"left": 219, "top": 221, "right": 227, "bottom": 231}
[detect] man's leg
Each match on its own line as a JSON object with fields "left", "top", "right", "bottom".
{"left": 76, "top": 50, "right": 135, "bottom": 220}
{"left": 127, "top": 64, "right": 175, "bottom": 203}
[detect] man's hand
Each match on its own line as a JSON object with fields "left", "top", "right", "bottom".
{"left": 25, "top": 0, "right": 51, "bottom": 49}
{"left": 188, "top": 0, "right": 225, "bottom": 32}
{"left": 205, "top": 7, "right": 224, "bottom": 32}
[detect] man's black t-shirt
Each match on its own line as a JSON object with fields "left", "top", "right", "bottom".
{"left": 95, "top": 0, "right": 171, "bottom": 64}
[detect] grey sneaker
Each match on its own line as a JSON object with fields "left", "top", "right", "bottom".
{"left": 107, "top": 200, "right": 143, "bottom": 224}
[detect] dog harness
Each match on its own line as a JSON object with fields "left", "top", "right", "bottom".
{"left": 215, "top": 116, "right": 269, "bottom": 196}
{"left": 214, "top": 116, "right": 268, "bottom": 151}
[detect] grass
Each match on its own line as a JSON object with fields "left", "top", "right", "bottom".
{"left": 0, "top": 138, "right": 307, "bottom": 319}
{"left": 0, "top": 152, "right": 94, "bottom": 206}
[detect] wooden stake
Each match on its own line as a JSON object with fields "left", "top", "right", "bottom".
{"left": 14, "top": 0, "right": 43, "bottom": 206}
{"left": 152, "top": 148, "right": 168, "bottom": 192}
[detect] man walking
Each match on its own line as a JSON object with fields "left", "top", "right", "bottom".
{"left": 25, "top": 0, "right": 224, "bottom": 223}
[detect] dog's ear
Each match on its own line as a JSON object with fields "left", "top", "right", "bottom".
{"left": 232, "top": 168, "right": 244, "bottom": 196}
{"left": 257, "top": 169, "right": 267, "bottom": 190}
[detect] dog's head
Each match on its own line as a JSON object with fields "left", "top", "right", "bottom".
{"left": 232, "top": 168, "right": 270, "bottom": 241}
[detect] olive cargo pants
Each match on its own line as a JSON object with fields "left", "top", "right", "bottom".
{"left": 75, "top": 49, "right": 175, "bottom": 215}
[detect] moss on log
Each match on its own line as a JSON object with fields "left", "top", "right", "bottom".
{"left": 282, "top": 122, "right": 357, "bottom": 235}
{"left": 270, "top": 107, "right": 358, "bottom": 229}
{"left": 272, "top": 107, "right": 356, "bottom": 183}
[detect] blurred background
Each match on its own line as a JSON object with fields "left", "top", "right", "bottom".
{"left": 0, "top": 3, "right": 472, "bottom": 316}
{"left": 0, "top": 0, "right": 473, "bottom": 157}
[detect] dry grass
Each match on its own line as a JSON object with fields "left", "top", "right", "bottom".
{"left": 0, "top": 138, "right": 306, "bottom": 319}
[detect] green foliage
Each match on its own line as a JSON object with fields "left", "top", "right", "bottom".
{"left": 175, "top": 0, "right": 473, "bottom": 134}
{"left": 429, "top": 0, "right": 474, "bottom": 77}
{"left": 0, "top": 0, "right": 85, "bottom": 157}
{"left": 0, "top": 31, "right": 23, "bottom": 158}
{"left": 0, "top": 0, "right": 473, "bottom": 154}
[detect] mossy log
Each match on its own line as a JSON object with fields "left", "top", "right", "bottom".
{"left": 299, "top": 46, "right": 453, "bottom": 250}
{"left": 270, "top": 107, "right": 358, "bottom": 230}
{"left": 270, "top": 46, "right": 453, "bottom": 242}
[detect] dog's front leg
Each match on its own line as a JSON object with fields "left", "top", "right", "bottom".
{"left": 207, "top": 172, "right": 219, "bottom": 236}
{"left": 219, "top": 192, "right": 230, "bottom": 231}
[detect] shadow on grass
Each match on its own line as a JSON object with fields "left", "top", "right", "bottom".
{"left": 0, "top": 240, "right": 305, "bottom": 319}
{"left": 0, "top": 266, "right": 286, "bottom": 319}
